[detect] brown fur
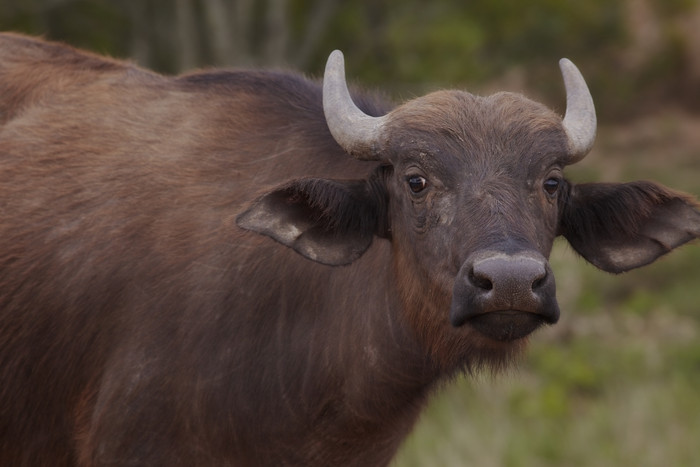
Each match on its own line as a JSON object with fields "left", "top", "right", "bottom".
{"left": 1, "top": 33, "right": 699, "bottom": 466}
{"left": 0, "top": 32, "right": 428, "bottom": 467}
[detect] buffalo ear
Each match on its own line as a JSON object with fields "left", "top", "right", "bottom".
{"left": 236, "top": 178, "right": 385, "bottom": 266}
{"left": 560, "top": 181, "right": 700, "bottom": 273}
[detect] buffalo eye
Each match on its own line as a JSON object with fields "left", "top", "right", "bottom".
{"left": 543, "top": 178, "right": 560, "bottom": 196}
{"left": 407, "top": 175, "right": 428, "bottom": 193}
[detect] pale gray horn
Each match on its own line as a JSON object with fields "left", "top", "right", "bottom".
{"left": 559, "top": 58, "right": 597, "bottom": 163}
{"left": 323, "top": 50, "right": 387, "bottom": 160}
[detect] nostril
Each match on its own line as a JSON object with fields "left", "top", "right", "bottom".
{"left": 531, "top": 270, "right": 548, "bottom": 291}
{"left": 469, "top": 268, "right": 493, "bottom": 291}
{"left": 452, "top": 251, "right": 560, "bottom": 331}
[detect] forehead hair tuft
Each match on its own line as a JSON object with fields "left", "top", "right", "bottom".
{"left": 384, "top": 90, "right": 567, "bottom": 160}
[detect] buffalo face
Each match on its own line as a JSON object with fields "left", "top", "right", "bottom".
{"left": 376, "top": 89, "right": 569, "bottom": 349}
{"left": 238, "top": 51, "right": 700, "bottom": 369}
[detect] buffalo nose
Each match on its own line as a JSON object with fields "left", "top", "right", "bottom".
{"left": 470, "top": 254, "right": 547, "bottom": 298}
{"left": 450, "top": 251, "right": 560, "bottom": 340}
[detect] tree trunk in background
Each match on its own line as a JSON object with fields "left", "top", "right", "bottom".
{"left": 127, "top": 0, "right": 153, "bottom": 67}
{"left": 623, "top": 0, "right": 661, "bottom": 71}
{"left": 201, "top": 0, "right": 232, "bottom": 66}
{"left": 175, "top": 0, "right": 199, "bottom": 70}
{"left": 264, "top": 0, "right": 288, "bottom": 65}
{"left": 232, "top": 0, "right": 255, "bottom": 66}
{"left": 294, "top": 0, "right": 341, "bottom": 69}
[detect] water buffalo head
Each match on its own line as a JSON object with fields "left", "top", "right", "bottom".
{"left": 238, "top": 51, "right": 700, "bottom": 369}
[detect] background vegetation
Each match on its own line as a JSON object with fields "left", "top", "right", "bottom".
{"left": 2, "top": 1, "right": 698, "bottom": 465}
{"left": 2, "top": 0, "right": 700, "bottom": 119}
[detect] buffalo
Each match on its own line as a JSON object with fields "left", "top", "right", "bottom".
{"left": 0, "top": 33, "right": 698, "bottom": 466}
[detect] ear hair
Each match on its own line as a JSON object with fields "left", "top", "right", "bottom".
{"left": 560, "top": 181, "right": 700, "bottom": 273}
{"left": 236, "top": 171, "right": 389, "bottom": 266}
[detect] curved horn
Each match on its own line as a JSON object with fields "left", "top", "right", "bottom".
{"left": 559, "top": 58, "right": 597, "bottom": 163}
{"left": 323, "top": 50, "right": 387, "bottom": 160}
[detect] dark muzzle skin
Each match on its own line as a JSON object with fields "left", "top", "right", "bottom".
{"left": 449, "top": 250, "right": 560, "bottom": 341}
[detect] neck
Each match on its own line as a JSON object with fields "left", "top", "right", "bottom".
{"left": 322, "top": 240, "right": 440, "bottom": 415}
{"left": 223, "top": 241, "right": 441, "bottom": 464}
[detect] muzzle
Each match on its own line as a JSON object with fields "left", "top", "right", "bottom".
{"left": 449, "top": 250, "right": 560, "bottom": 341}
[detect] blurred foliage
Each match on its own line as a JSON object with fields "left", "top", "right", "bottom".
{"left": 1, "top": 0, "right": 699, "bottom": 120}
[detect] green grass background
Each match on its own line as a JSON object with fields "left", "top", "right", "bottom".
{"left": 394, "top": 111, "right": 700, "bottom": 467}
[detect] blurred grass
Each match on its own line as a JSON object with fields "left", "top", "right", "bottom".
{"left": 393, "top": 111, "right": 700, "bottom": 467}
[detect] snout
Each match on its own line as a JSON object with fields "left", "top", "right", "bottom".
{"left": 450, "top": 250, "right": 560, "bottom": 341}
